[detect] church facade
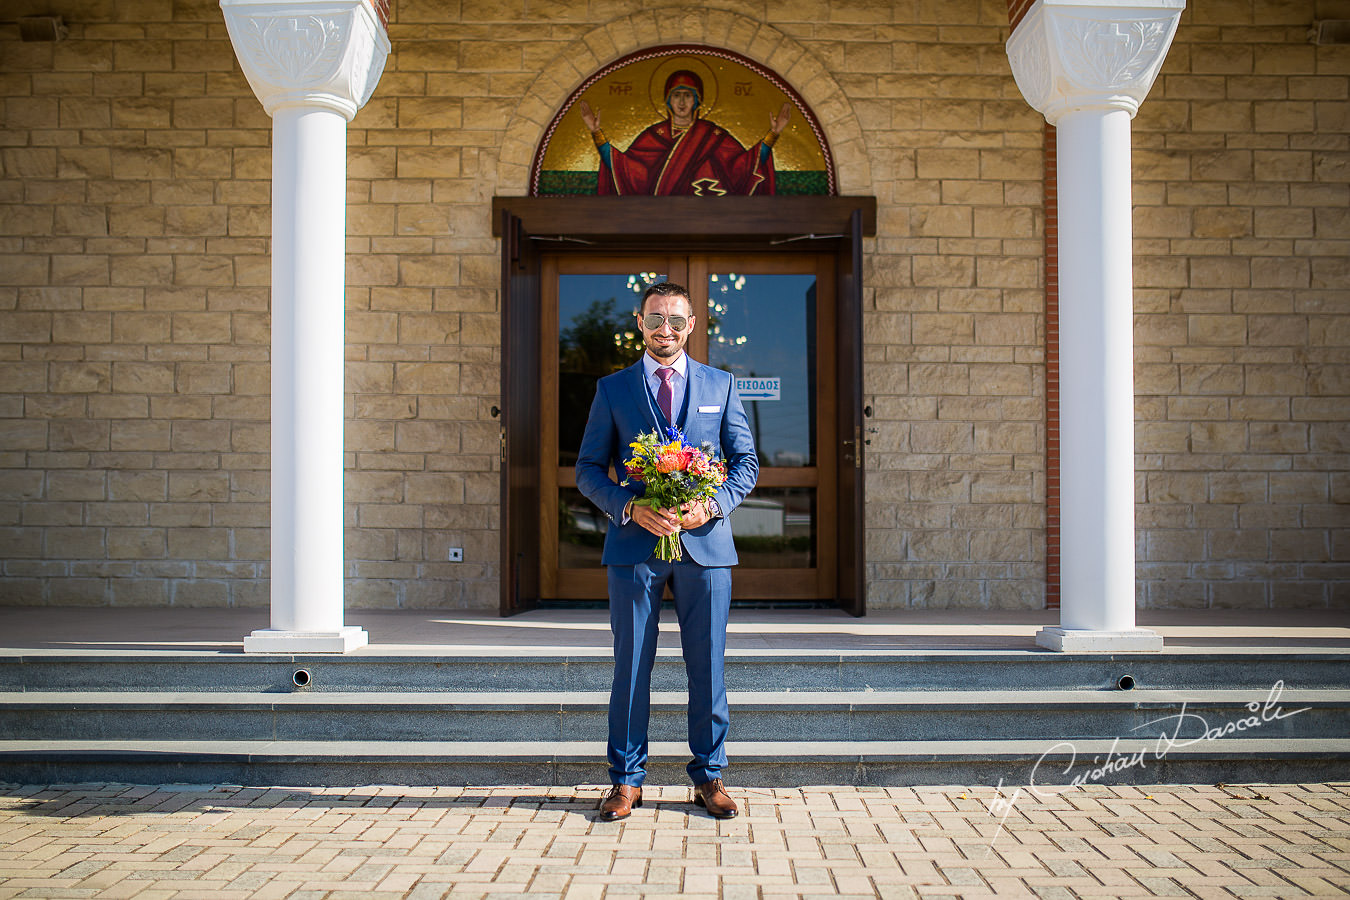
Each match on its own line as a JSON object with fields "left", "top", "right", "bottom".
{"left": 0, "top": 0, "right": 1346, "bottom": 624}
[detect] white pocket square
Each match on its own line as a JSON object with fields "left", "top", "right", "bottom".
{"left": 698, "top": 405, "right": 721, "bottom": 413}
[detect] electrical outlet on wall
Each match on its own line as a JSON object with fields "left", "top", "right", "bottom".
{"left": 448, "top": 548, "right": 463, "bottom": 562}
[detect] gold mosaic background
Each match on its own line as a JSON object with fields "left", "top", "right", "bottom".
{"left": 540, "top": 51, "right": 829, "bottom": 175}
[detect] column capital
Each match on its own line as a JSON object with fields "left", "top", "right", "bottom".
{"left": 221, "top": 0, "right": 390, "bottom": 120}
{"left": 1006, "top": 0, "right": 1185, "bottom": 124}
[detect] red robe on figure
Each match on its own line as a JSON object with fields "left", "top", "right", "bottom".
{"left": 596, "top": 71, "right": 777, "bottom": 196}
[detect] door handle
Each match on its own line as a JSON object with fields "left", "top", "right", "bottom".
{"left": 841, "top": 426, "right": 863, "bottom": 468}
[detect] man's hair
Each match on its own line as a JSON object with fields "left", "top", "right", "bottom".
{"left": 639, "top": 281, "right": 693, "bottom": 316}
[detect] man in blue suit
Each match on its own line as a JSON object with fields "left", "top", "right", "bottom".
{"left": 576, "top": 281, "right": 759, "bottom": 822}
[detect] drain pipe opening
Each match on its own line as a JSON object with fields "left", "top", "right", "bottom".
{"left": 1116, "top": 674, "right": 1136, "bottom": 691}
{"left": 292, "top": 668, "right": 312, "bottom": 688}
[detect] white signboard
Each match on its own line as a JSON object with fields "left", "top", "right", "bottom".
{"left": 735, "top": 377, "right": 780, "bottom": 401}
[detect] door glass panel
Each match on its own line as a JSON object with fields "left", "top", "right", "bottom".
{"left": 558, "top": 486, "right": 605, "bottom": 569}
{"left": 730, "top": 487, "right": 815, "bottom": 568}
{"left": 557, "top": 273, "right": 655, "bottom": 466}
{"left": 706, "top": 273, "right": 817, "bottom": 467}
{"left": 546, "top": 259, "right": 832, "bottom": 599}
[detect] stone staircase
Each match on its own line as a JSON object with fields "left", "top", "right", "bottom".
{"left": 2, "top": 650, "right": 1347, "bottom": 786}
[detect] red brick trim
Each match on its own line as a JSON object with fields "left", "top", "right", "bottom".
{"left": 1007, "top": 0, "right": 1036, "bottom": 32}
{"left": 369, "top": 0, "right": 389, "bottom": 30}
{"left": 1044, "top": 122, "right": 1060, "bottom": 610}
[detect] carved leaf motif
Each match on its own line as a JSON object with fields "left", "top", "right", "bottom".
{"left": 1060, "top": 18, "right": 1169, "bottom": 89}
{"left": 245, "top": 14, "right": 347, "bottom": 87}
{"left": 348, "top": 22, "right": 387, "bottom": 109}
{"left": 1009, "top": 25, "right": 1052, "bottom": 112}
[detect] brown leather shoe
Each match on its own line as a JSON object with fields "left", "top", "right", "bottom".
{"left": 693, "top": 778, "right": 738, "bottom": 819}
{"left": 597, "top": 784, "right": 642, "bottom": 822}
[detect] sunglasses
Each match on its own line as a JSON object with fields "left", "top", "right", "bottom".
{"left": 640, "top": 313, "right": 691, "bottom": 332}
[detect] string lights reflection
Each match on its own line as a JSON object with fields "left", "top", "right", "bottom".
{"left": 710, "top": 272, "right": 747, "bottom": 292}
{"left": 617, "top": 272, "right": 750, "bottom": 345}
{"left": 626, "top": 272, "right": 661, "bottom": 293}
{"left": 620, "top": 272, "right": 661, "bottom": 346}
{"left": 710, "top": 273, "right": 748, "bottom": 345}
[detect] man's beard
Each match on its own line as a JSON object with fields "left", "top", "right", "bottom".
{"left": 646, "top": 338, "right": 681, "bottom": 359}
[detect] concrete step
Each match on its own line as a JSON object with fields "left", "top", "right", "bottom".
{"left": 2, "top": 738, "right": 1347, "bottom": 787}
{"left": 6, "top": 651, "right": 1346, "bottom": 786}
{"left": 5, "top": 651, "right": 1350, "bottom": 693}
{"left": 2, "top": 688, "right": 1344, "bottom": 742}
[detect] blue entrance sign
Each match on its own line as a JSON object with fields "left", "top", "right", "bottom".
{"left": 735, "top": 376, "right": 780, "bottom": 401}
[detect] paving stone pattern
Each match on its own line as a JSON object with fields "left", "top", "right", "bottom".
{"left": 0, "top": 782, "right": 1347, "bottom": 899}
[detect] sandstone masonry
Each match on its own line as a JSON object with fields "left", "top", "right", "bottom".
{"left": 0, "top": 0, "right": 1345, "bottom": 611}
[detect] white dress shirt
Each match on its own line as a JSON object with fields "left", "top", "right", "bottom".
{"left": 623, "top": 351, "right": 691, "bottom": 525}
{"left": 643, "top": 350, "right": 688, "bottom": 425}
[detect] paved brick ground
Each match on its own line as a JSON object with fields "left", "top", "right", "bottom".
{"left": 0, "top": 782, "right": 1346, "bottom": 899}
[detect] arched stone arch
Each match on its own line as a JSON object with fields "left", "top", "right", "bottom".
{"left": 495, "top": 8, "right": 873, "bottom": 197}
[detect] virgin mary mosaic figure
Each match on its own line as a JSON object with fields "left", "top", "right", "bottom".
{"left": 578, "top": 69, "right": 791, "bottom": 196}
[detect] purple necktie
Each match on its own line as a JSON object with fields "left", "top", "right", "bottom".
{"left": 657, "top": 367, "right": 675, "bottom": 424}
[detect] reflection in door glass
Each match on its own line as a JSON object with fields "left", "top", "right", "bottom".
{"left": 730, "top": 487, "right": 815, "bottom": 568}
{"left": 707, "top": 274, "right": 816, "bottom": 467}
{"left": 558, "top": 487, "right": 605, "bottom": 569}
{"left": 558, "top": 274, "right": 655, "bottom": 466}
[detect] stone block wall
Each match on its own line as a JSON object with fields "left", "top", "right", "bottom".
{"left": 437, "top": 0, "right": 1053, "bottom": 611}
{"left": 1132, "top": 2, "right": 1350, "bottom": 609}
{"left": 0, "top": 0, "right": 504, "bottom": 608}
{"left": 0, "top": 0, "right": 275, "bottom": 607}
{"left": 840, "top": 6, "right": 1049, "bottom": 609}
{"left": 0, "top": 0, "right": 1344, "bottom": 611}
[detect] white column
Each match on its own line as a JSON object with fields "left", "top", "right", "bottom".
{"left": 221, "top": 0, "right": 389, "bottom": 653}
{"left": 1006, "top": 0, "right": 1184, "bottom": 652}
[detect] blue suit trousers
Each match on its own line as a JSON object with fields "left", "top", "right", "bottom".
{"left": 607, "top": 556, "right": 732, "bottom": 787}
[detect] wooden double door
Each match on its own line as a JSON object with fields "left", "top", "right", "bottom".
{"left": 543, "top": 253, "right": 839, "bottom": 603}
{"left": 497, "top": 199, "right": 870, "bottom": 616}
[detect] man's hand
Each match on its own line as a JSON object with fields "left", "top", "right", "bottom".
{"left": 770, "top": 101, "right": 791, "bottom": 135}
{"left": 677, "top": 500, "right": 712, "bottom": 530}
{"left": 579, "top": 99, "right": 601, "bottom": 133}
{"left": 630, "top": 502, "right": 681, "bottom": 537}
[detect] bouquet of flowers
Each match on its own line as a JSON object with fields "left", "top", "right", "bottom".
{"left": 622, "top": 426, "right": 728, "bottom": 562}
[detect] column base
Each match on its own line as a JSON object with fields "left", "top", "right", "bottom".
{"left": 243, "top": 626, "right": 369, "bottom": 654}
{"left": 1035, "top": 626, "right": 1163, "bottom": 653}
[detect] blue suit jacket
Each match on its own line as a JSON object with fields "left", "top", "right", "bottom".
{"left": 575, "top": 357, "right": 759, "bottom": 567}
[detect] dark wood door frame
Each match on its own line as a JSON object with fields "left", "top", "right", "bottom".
{"left": 499, "top": 210, "right": 541, "bottom": 616}
{"left": 496, "top": 196, "right": 876, "bottom": 617}
{"left": 491, "top": 196, "right": 876, "bottom": 244}
{"left": 835, "top": 209, "right": 866, "bottom": 617}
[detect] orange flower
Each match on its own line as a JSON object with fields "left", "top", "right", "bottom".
{"left": 654, "top": 451, "right": 682, "bottom": 473}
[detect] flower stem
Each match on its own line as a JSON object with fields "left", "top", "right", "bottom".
{"left": 657, "top": 529, "right": 682, "bottom": 562}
